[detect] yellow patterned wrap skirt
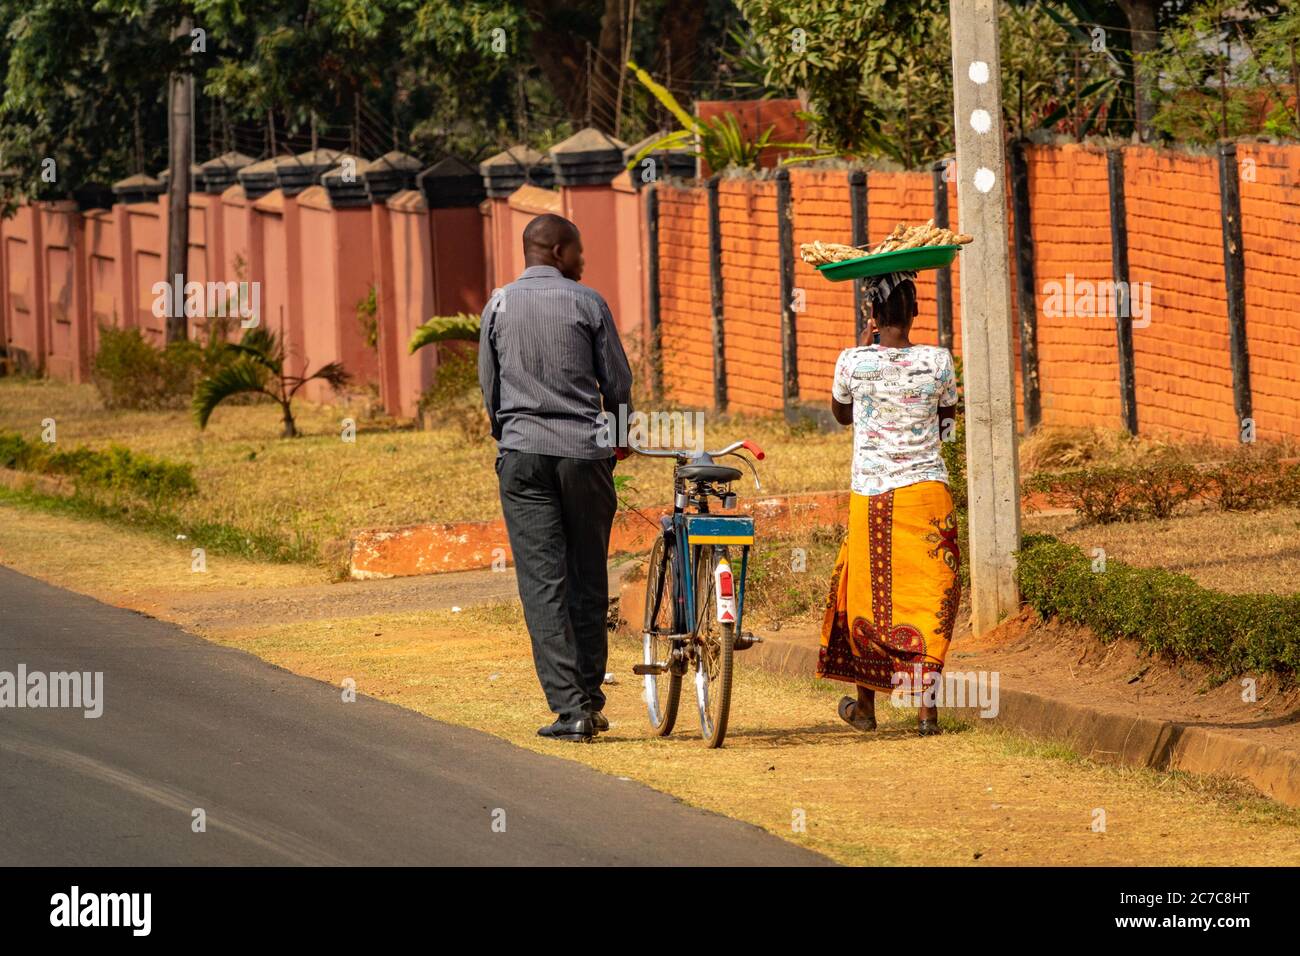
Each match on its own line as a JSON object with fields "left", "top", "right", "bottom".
{"left": 818, "top": 481, "right": 961, "bottom": 694}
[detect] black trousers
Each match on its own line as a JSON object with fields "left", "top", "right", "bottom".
{"left": 497, "top": 451, "right": 617, "bottom": 721}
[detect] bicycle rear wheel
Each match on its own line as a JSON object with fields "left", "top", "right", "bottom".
{"left": 642, "top": 533, "right": 681, "bottom": 736}
{"left": 693, "top": 546, "right": 735, "bottom": 748}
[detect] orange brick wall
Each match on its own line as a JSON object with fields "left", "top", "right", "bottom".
{"left": 656, "top": 184, "right": 714, "bottom": 407}
{"left": 790, "top": 169, "right": 855, "bottom": 403}
{"left": 1026, "top": 144, "right": 1123, "bottom": 430}
{"left": 868, "top": 171, "right": 946, "bottom": 348}
{"left": 1124, "top": 148, "right": 1237, "bottom": 442}
{"left": 649, "top": 144, "right": 1294, "bottom": 446}
{"left": 717, "top": 179, "right": 783, "bottom": 413}
{"left": 1237, "top": 144, "right": 1300, "bottom": 442}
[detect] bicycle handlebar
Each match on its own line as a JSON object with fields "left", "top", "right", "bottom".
{"left": 627, "top": 439, "right": 766, "bottom": 461}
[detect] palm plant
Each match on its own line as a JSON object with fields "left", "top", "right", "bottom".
{"left": 624, "top": 59, "right": 828, "bottom": 173}
{"left": 407, "top": 312, "right": 481, "bottom": 353}
{"left": 193, "top": 327, "right": 349, "bottom": 438}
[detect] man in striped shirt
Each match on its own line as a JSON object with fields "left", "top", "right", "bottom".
{"left": 478, "top": 214, "right": 634, "bottom": 743}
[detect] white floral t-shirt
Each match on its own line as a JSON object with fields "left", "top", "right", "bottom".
{"left": 832, "top": 344, "right": 959, "bottom": 496}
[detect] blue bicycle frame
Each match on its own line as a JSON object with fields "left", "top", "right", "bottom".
{"left": 660, "top": 512, "right": 754, "bottom": 636}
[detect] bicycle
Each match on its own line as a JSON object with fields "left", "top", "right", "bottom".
{"left": 629, "top": 439, "right": 766, "bottom": 748}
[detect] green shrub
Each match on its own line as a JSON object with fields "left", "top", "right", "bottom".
{"left": 1017, "top": 534, "right": 1300, "bottom": 681}
{"left": 1024, "top": 459, "right": 1201, "bottom": 524}
{"left": 1128, "top": 459, "right": 1204, "bottom": 519}
{"left": 1200, "top": 451, "right": 1292, "bottom": 512}
{"left": 92, "top": 325, "right": 202, "bottom": 409}
{"left": 418, "top": 346, "right": 489, "bottom": 441}
{"left": 940, "top": 413, "right": 966, "bottom": 513}
{"left": 0, "top": 430, "right": 196, "bottom": 500}
{"left": 1023, "top": 465, "right": 1144, "bottom": 524}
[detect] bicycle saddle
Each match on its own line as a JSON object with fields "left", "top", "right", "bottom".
{"left": 676, "top": 462, "right": 742, "bottom": 483}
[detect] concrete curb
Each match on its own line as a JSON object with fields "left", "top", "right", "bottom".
{"left": 618, "top": 563, "right": 1300, "bottom": 808}
{"left": 348, "top": 488, "right": 852, "bottom": 579}
{"left": 744, "top": 634, "right": 1300, "bottom": 808}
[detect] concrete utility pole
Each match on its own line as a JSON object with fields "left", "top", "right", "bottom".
{"left": 165, "top": 16, "right": 194, "bottom": 344}
{"left": 949, "top": 0, "right": 1021, "bottom": 634}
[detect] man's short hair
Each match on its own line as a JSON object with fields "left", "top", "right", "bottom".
{"left": 523, "top": 213, "right": 579, "bottom": 251}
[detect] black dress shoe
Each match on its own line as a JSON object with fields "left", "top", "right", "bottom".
{"left": 591, "top": 712, "right": 609, "bottom": 732}
{"left": 537, "top": 717, "right": 595, "bottom": 742}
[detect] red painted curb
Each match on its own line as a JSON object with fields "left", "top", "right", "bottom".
{"left": 348, "top": 489, "right": 852, "bottom": 580}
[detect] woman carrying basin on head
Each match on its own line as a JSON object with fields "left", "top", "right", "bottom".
{"left": 820, "top": 270, "right": 961, "bottom": 737}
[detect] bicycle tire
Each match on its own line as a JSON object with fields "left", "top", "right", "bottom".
{"left": 642, "top": 533, "right": 681, "bottom": 736}
{"left": 693, "top": 546, "right": 735, "bottom": 748}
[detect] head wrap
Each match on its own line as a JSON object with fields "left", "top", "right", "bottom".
{"left": 864, "top": 270, "right": 917, "bottom": 305}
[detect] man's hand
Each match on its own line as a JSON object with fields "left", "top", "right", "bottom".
{"left": 614, "top": 446, "right": 630, "bottom": 461}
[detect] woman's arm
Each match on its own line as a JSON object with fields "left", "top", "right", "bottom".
{"left": 832, "top": 397, "right": 854, "bottom": 426}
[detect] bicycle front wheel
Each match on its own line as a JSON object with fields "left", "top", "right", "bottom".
{"left": 693, "top": 546, "right": 735, "bottom": 748}
{"left": 642, "top": 533, "right": 681, "bottom": 736}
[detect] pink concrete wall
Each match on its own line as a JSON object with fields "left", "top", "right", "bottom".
{"left": 220, "top": 186, "right": 253, "bottom": 285}
{"left": 4, "top": 183, "right": 486, "bottom": 416}
{"left": 125, "top": 203, "right": 164, "bottom": 339}
{"left": 84, "top": 207, "right": 127, "bottom": 355}
{"left": 430, "top": 205, "right": 488, "bottom": 318}
{"left": 37, "top": 202, "right": 90, "bottom": 381}
{"left": 382, "top": 190, "right": 436, "bottom": 418}
{"left": 251, "top": 190, "right": 305, "bottom": 376}
{"left": 3, "top": 204, "right": 46, "bottom": 370}
{"left": 560, "top": 183, "right": 622, "bottom": 320}
{"left": 611, "top": 177, "right": 648, "bottom": 348}
{"left": 297, "top": 186, "right": 378, "bottom": 402}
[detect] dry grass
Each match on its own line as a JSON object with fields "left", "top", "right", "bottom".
{"left": 1024, "top": 505, "right": 1300, "bottom": 596}
{"left": 4, "top": 499, "right": 1299, "bottom": 865}
{"left": 1019, "top": 424, "right": 1300, "bottom": 474}
{"left": 0, "top": 502, "right": 325, "bottom": 604}
{"left": 0, "top": 379, "right": 852, "bottom": 564}
{"left": 202, "top": 605, "right": 1300, "bottom": 865}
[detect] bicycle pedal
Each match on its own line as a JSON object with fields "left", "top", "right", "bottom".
{"left": 633, "top": 663, "right": 668, "bottom": 675}
{"left": 734, "top": 632, "right": 763, "bottom": 651}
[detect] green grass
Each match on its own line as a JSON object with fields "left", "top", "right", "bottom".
{"left": 0, "top": 378, "right": 855, "bottom": 568}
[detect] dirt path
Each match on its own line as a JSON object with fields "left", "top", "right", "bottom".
{"left": 0, "top": 503, "right": 632, "bottom": 630}
{"left": 3, "top": 500, "right": 1299, "bottom": 866}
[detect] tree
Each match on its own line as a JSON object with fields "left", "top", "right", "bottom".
{"left": 734, "top": 0, "right": 1118, "bottom": 167}
{"left": 0, "top": 0, "right": 184, "bottom": 201}
{"left": 193, "top": 326, "right": 349, "bottom": 437}
{"left": 407, "top": 313, "right": 481, "bottom": 353}
{"left": 1117, "top": 0, "right": 1162, "bottom": 140}
{"left": 1137, "top": 0, "right": 1275, "bottom": 143}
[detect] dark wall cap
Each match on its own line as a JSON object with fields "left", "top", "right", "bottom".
{"left": 111, "top": 172, "right": 166, "bottom": 203}
{"left": 551, "top": 128, "right": 628, "bottom": 186}
{"left": 417, "top": 156, "right": 487, "bottom": 208}
{"left": 480, "top": 146, "right": 554, "bottom": 196}
{"left": 278, "top": 150, "right": 360, "bottom": 196}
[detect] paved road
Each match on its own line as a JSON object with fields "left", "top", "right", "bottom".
{"left": 0, "top": 567, "right": 827, "bottom": 866}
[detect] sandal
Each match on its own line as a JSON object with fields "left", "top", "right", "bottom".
{"left": 838, "top": 696, "right": 877, "bottom": 732}
{"left": 917, "top": 716, "right": 942, "bottom": 737}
